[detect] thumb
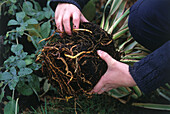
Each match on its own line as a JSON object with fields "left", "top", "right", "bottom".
{"left": 97, "top": 50, "right": 116, "bottom": 67}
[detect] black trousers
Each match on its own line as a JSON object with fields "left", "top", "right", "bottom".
{"left": 128, "top": 0, "right": 170, "bottom": 51}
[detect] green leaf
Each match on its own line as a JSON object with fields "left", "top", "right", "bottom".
{"left": 23, "top": 1, "right": 35, "bottom": 16}
{"left": 43, "top": 79, "right": 51, "bottom": 93}
{"left": 16, "top": 81, "right": 33, "bottom": 96}
{"left": 157, "top": 88, "right": 170, "bottom": 101}
{"left": 112, "top": 27, "right": 129, "bottom": 40}
{"left": 34, "top": 11, "right": 45, "bottom": 21}
{"left": 8, "top": 19, "right": 19, "bottom": 26}
{"left": 40, "top": 21, "right": 51, "bottom": 38}
{"left": 8, "top": 76, "right": 19, "bottom": 90}
{"left": 0, "top": 86, "right": 5, "bottom": 102}
{"left": 17, "top": 60, "right": 26, "bottom": 69}
{"left": 4, "top": 56, "right": 17, "bottom": 68}
{"left": 24, "top": 58, "right": 33, "bottom": 66}
{"left": 124, "top": 41, "right": 138, "bottom": 52}
{"left": 100, "top": 0, "right": 112, "bottom": 28}
{"left": 4, "top": 100, "right": 19, "bottom": 114}
{"left": 11, "top": 44, "right": 23, "bottom": 56}
{"left": 132, "top": 103, "right": 170, "bottom": 111}
{"left": 107, "top": 8, "right": 130, "bottom": 34}
{"left": 19, "top": 52, "right": 28, "bottom": 59}
{"left": 30, "top": 63, "right": 41, "bottom": 70}
{"left": 10, "top": 0, "right": 16, "bottom": 3}
{"left": 6, "top": 96, "right": 13, "bottom": 101}
{"left": 26, "top": 18, "right": 38, "bottom": 25}
{"left": 28, "top": 74, "right": 40, "bottom": 92}
{"left": 107, "top": 88, "right": 129, "bottom": 99}
{"left": 82, "top": 0, "right": 96, "bottom": 21}
{"left": 16, "top": 12, "right": 26, "bottom": 22}
{"left": 16, "top": 26, "right": 25, "bottom": 35}
{"left": 43, "top": 7, "right": 52, "bottom": 19}
{"left": 0, "top": 72, "right": 13, "bottom": 80}
{"left": 8, "top": 4, "right": 17, "bottom": 15}
{"left": 132, "top": 86, "right": 142, "bottom": 97}
{"left": 18, "top": 68, "right": 33, "bottom": 76}
{"left": 10, "top": 67, "right": 16, "bottom": 76}
{"left": 104, "top": 0, "right": 123, "bottom": 31}
{"left": 23, "top": 1, "right": 33, "bottom": 10}
{"left": 0, "top": 81, "right": 3, "bottom": 87}
{"left": 32, "top": 0, "right": 41, "bottom": 11}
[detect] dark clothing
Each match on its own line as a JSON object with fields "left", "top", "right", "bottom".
{"left": 129, "top": 41, "right": 170, "bottom": 93}
{"left": 50, "top": 0, "right": 89, "bottom": 11}
{"left": 50, "top": 0, "right": 170, "bottom": 94}
{"left": 128, "top": 0, "right": 170, "bottom": 93}
{"left": 129, "top": 0, "right": 170, "bottom": 51}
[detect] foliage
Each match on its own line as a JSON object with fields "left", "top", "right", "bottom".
{"left": 0, "top": 0, "right": 19, "bottom": 16}
{"left": 0, "top": 0, "right": 54, "bottom": 113}
{"left": 0, "top": 44, "right": 40, "bottom": 94}
{"left": 4, "top": 1, "right": 53, "bottom": 49}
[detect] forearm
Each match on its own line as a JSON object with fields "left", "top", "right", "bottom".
{"left": 50, "top": 0, "right": 90, "bottom": 11}
{"left": 129, "top": 40, "right": 170, "bottom": 94}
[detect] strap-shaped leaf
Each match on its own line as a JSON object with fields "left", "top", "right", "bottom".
{"left": 132, "top": 103, "right": 170, "bottom": 111}
{"left": 108, "top": 8, "right": 129, "bottom": 34}
{"left": 104, "top": 0, "right": 123, "bottom": 31}
{"left": 100, "top": 0, "right": 112, "bottom": 29}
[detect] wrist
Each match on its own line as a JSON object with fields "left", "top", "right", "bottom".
{"left": 126, "top": 65, "right": 136, "bottom": 87}
{"left": 120, "top": 63, "right": 136, "bottom": 87}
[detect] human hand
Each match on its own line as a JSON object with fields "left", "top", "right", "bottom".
{"left": 91, "top": 50, "right": 136, "bottom": 94}
{"left": 55, "top": 3, "right": 88, "bottom": 35}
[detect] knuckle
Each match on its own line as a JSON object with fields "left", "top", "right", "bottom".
{"left": 73, "top": 17, "right": 79, "bottom": 22}
{"left": 55, "top": 15, "right": 58, "bottom": 20}
{"left": 55, "top": 21, "right": 60, "bottom": 25}
{"left": 63, "top": 15, "right": 69, "bottom": 22}
{"left": 100, "top": 76, "right": 106, "bottom": 83}
{"left": 110, "top": 60, "right": 116, "bottom": 67}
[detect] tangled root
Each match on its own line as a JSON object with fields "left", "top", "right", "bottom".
{"left": 37, "top": 22, "right": 120, "bottom": 98}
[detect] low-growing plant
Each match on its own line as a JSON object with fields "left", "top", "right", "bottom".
{"left": 0, "top": 0, "right": 55, "bottom": 113}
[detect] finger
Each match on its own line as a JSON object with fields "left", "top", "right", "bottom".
{"left": 98, "top": 86, "right": 114, "bottom": 94}
{"left": 92, "top": 76, "right": 105, "bottom": 93}
{"left": 55, "top": 7, "right": 62, "bottom": 30}
{"left": 97, "top": 50, "right": 117, "bottom": 67}
{"left": 97, "top": 88, "right": 106, "bottom": 94}
{"left": 55, "top": 14, "right": 64, "bottom": 32}
{"left": 72, "top": 12, "right": 80, "bottom": 29}
{"left": 105, "top": 87, "right": 112, "bottom": 92}
{"left": 80, "top": 14, "right": 89, "bottom": 22}
{"left": 63, "top": 12, "right": 72, "bottom": 35}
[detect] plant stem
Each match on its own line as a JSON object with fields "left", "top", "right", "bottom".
{"left": 15, "top": 98, "right": 19, "bottom": 114}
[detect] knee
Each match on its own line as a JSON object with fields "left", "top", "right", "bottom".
{"left": 128, "top": 0, "right": 170, "bottom": 51}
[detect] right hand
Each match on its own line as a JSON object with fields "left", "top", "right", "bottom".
{"left": 55, "top": 3, "right": 88, "bottom": 35}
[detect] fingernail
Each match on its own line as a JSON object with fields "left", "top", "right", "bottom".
{"left": 97, "top": 50, "right": 102, "bottom": 56}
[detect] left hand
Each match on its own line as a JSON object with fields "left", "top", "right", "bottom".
{"left": 54, "top": 3, "right": 88, "bottom": 35}
{"left": 91, "top": 50, "right": 136, "bottom": 94}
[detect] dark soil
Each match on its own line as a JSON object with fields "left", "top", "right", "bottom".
{"left": 37, "top": 22, "right": 120, "bottom": 98}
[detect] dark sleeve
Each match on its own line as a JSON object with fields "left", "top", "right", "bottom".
{"left": 129, "top": 40, "right": 170, "bottom": 94}
{"left": 50, "top": 0, "right": 90, "bottom": 11}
